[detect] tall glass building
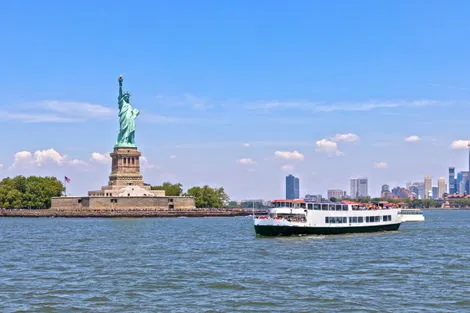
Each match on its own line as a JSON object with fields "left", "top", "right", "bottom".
{"left": 449, "top": 167, "right": 456, "bottom": 194}
{"left": 350, "top": 178, "right": 368, "bottom": 199}
{"left": 286, "top": 175, "right": 300, "bottom": 199}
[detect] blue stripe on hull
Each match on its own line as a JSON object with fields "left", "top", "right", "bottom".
{"left": 254, "top": 223, "right": 400, "bottom": 236}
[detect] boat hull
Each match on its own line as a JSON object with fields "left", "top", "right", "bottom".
{"left": 254, "top": 223, "right": 400, "bottom": 236}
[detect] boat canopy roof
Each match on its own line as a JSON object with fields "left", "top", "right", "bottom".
{"left": 273, "top": 199, "right": 348, "bottom": 205}
{"left": 272, "top": 199, "right": 305, "bottom": 204}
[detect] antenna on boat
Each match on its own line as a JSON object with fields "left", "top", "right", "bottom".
{"left": 252, "top": 200, "right": 255, "bottom": 219}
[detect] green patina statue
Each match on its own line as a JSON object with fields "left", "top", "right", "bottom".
{"left": 116, "top": 75, "right": 140, "bottom": 148}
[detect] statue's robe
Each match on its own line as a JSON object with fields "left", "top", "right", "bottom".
{"left": 117, "top": 98, "right": 140, "bottom": 145}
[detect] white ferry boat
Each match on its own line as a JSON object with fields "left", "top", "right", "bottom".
{"left": 398, "top": 208, "right": 425, "bottom": 222}
{"left": 254, "top": 200, "right": 401, "bottom": 236}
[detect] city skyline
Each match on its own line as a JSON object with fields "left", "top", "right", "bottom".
{"left": 1, "top": 1, "right": 470, "bottom": 200}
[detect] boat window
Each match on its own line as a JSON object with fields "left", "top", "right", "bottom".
{"left": 336, "top": 204, "right": 342, "bottom": 211}
{"left": 314, "top": 204, "right": 321, "bottom": 210}
{"left": 300, "top": 203, "right": 306, "bottom": 208}
{"left": 325, "top": 217, "right": 329, "bottom": 223}
{"left": 358, "top": 217, "right": 364, "bottom": 223}
{"left": 366, "top": 216, "right": 370, "bottom": 223}
{"left": 321, "top": 204, "right": 328, "bottom": 211}
{"left": 342, "top": 205, "right": 348, "bottom": 211}
{"left": 307, "top": 203, "right": 313, "bottom": 210}
{"left": 342, "top": 217, "right": 347, "bottom": 223}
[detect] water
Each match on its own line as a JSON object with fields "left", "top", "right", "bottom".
{"left": 0, "top": 210, "right": 469, "bottom": 313}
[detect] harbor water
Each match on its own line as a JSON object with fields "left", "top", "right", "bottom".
{"left": 1, "top": 210, "right": 469, "bottom": 312}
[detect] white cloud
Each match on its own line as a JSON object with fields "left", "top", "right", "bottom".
{"left": 451, "top": 140, "right": 470, "bottom": 149}
{"left": 1, "top": 101, "right": 114, "bottom": 123}
{"left": 90, "top": 152, "right": 111, "bottom": 164}
{"left": 237, "top": 158, "right": 256, "bottom": 165}
{"left": 140, "top": 156, "right": 160, "bottom": 169}
{"left": 374, "top": 161, "right": 389, "bottom": 169}
{"left": 405, "top": 135, "right": 421, "bottom": 142}
{"left": 0, "top": 163, "right": 4, "bottom": 169}
{"left": 0, "top": 112, "right": 82, "bottom": 123}
{"left": 315, "top": 139, "right": 343, "bottom": 156}
{"left": 330, "top": 133, "right": 359, "bottom": 143}
{"left": 280, "top": 164, "right": 294, "bottom": 172}
{"left": 69, "top": 159, "right": 88, "bottom": 166}
{"left": 11, "top": 149, "right": 85, "bottom": 168}
{"left": 274, "top": 150, "right": 304, "bottom": 160}
{"left": 169, "top": 155, "right": 177, "bottom": 159}
{"left": 40, "top": 101, "right": 114, "bottom": 119}
{"left": 33, "top": 149, "right": 67, "bottom": 166}
{"left": 243, "top": 143, "right": 251, "bottom": 147}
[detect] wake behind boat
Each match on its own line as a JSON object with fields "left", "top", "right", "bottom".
{"left": 254, "top": 199, "right": 401, "bottom": 236}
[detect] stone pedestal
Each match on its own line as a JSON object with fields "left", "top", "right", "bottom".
{"left": 108, "top": 147, "right": 144, "bottom": 186}
{"left": 88, "top": 146, "right": 162, "bottom": 197}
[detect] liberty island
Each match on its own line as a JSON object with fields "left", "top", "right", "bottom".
{"left": 0, "top": 76, "right": 250, "bottom": 217}
{"left": 47, "top": 75, "right": 196, "bottom": 214}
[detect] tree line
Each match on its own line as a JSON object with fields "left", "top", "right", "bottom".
{"left": 0, "top": 177, "right": 230, "bottom": 210}
{"left": 150, "top": 182, "right": 229, "bottom": 208}
{"left": 0, "top": 176, "right": 63, "bottom": 209}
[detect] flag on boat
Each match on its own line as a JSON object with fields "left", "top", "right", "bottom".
{"left": 64, "top": 176, "right": 71, "bottom": 183}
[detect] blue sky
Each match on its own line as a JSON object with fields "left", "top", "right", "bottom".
{"left": 1, "top": 1, "right": 470, "bottom": 199}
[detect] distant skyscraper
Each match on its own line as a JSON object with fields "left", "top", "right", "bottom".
{"left": 408, "top": 182, "right": 425, "bottom": 199}
{"left": 457, "top": 172, "right": 463, "bottom": 193}
{"left": 424, "top": 176, "right": 432, "bottom": 199}
{"left": 438, "top": 177, "right": 446, "bottom": 198}
{"left": 432, "top": 187, "right": 439, "bottom": 199}
{"left": 286, "top": 174, "right": 300, "bottom": 199}
{"left": 449, "top": 167, "right": 456, "bottom": 194}
{"left": 457, "top": 171, "right": 469, "bottom": 194}
{"left": 381, "top": 184, "right": 390, "bottom": 193}
{"left": 327, "top": 189, "right": 346, "bottom": 199}
{"left": 350, "top": 178, "right": 368, "bottom": 199}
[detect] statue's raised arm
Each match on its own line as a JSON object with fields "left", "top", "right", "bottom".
{"left": 118, "top": 75, "right": 123, "bottom": 102}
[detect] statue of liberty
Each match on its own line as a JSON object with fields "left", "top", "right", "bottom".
{"left": 116, "top": 75, "right": 140, "bottom": 147}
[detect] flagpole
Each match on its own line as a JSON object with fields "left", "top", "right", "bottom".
{"left": 64, "top": 177, "right": 67, "bottom": 197}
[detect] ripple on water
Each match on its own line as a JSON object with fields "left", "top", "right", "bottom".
{"left": 0, "top": 211, "right": 469, "bottom": 312}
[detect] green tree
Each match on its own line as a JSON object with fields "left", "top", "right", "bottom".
{"left": 0, "top": 176, "right": 63, "bottom": 209}
{"left": 185, "top": 185, "right": 229, "bottom": 208}
{"left": 150, "top": 182, "right": 183, "bottom": 196}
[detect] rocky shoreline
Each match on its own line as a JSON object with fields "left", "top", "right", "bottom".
{"left": 0, "top": 208, "right": 258, "bottom": 218}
